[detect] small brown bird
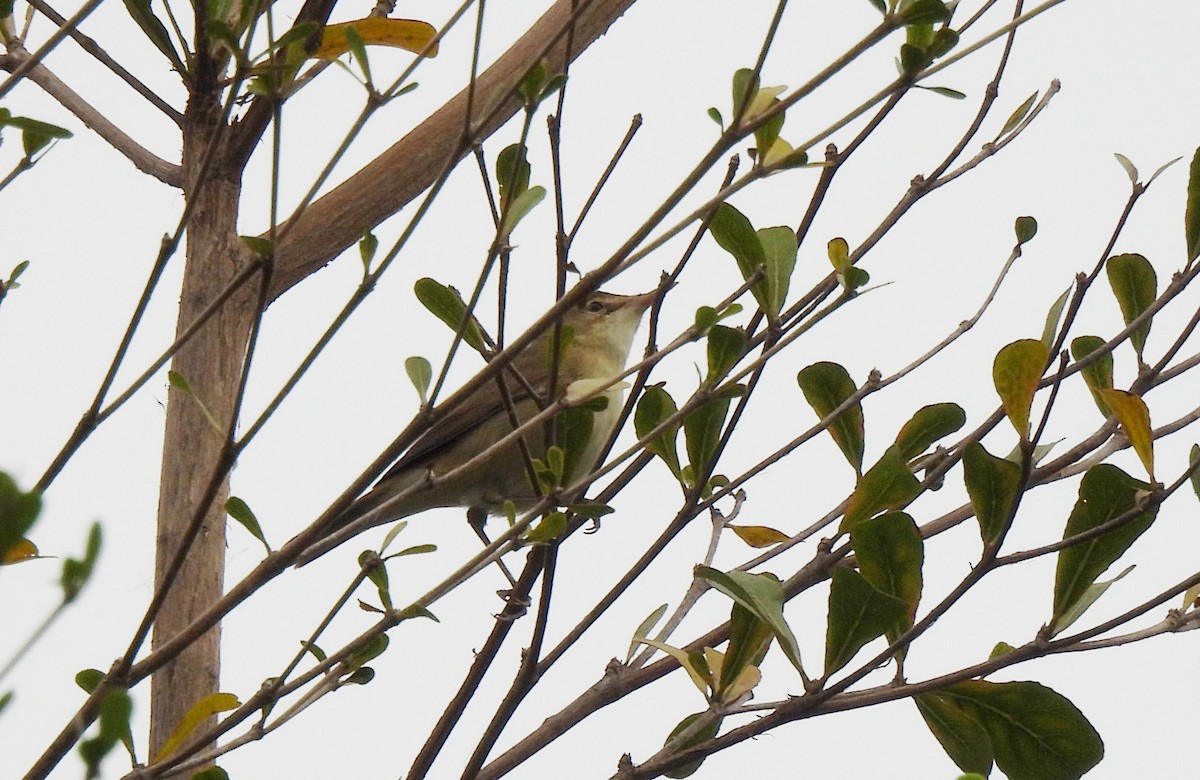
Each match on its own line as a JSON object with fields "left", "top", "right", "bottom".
{"left": 296, "top": 289, "right": 655, "bottom": 564}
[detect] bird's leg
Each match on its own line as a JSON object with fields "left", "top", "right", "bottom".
{"left": 467, "top": 506, "right": 522, "bottom": 595}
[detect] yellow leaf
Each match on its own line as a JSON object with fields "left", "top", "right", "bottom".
{"left": 1100, "top": 388, "right": 1155, "bottom": 481}
{"left": 154, "top": 692, "right": 241, "bottom": 762}
{"left": 729, "top": 524, "right": 789, "bottom": 548}
{"left": 1, "top": 538, "right": 39, "bottom": 564}
{"left": 992, "top": 338, "right": 1048, "bottom": 439}
{"left": 313, "top": 18, "right": 439, "bottom": 61}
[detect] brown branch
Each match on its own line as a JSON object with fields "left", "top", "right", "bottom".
{"left": 264, "top": 0, "right": 641, "bottom": 302}
{"left": 0, "top": 49, "right": 183, "bottom": 185}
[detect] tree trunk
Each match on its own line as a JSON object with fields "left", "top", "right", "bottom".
{"left": 148, "top": 91, "right": 251, "bottom": 757}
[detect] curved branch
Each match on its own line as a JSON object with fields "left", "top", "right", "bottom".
{"left": 0, "top": 49, "right": 183, "bottom": 185}
{"left": 264, "top": 0, "right": 641, "bottom": 302}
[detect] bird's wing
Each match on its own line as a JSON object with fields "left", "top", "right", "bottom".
{"left": 373, "top": 344, "right": 554, "bottom": 482}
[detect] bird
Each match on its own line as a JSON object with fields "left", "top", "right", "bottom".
{"left": 295, "top": 288, "right": 656, "bottom": 565}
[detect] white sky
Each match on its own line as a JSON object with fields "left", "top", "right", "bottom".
{"left": 4, "top": 0, "right": 1200, "bottom": 778}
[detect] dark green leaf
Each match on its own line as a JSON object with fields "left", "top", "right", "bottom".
{"left": 919, "top": 85, "right": 967, "bottom": 99}
{"left": 663, "top": 712, "right": 722, "bottom": 779}
{"left": 346, "top": 634, "right": 389, "bottom": 672}
{"left": 1052, "top": 464, "right": 1157, "bottom": 632}
{"left": 1069, "top": 335, "right": 1113, "bottom": 417}
{"left": 412, "top": 277, "right": 487, "bottom": 353}
{"left": 841, "top": 445, "right": 921, "bottom": 532}
{"left": 963, "top": 442, "right": 1022, "bottom": 544}
{"left": 796, "top": 361, "right": 865, "bottom": 474}
{"left": 849, "top": 511, "right": 923, "bottom": 640}
{"left": 60, "top": 522, "right": 101, "bottom": 603}
{"left": 899, "top": 42, "right": 932, "bottom": 73}
{"left": 1015, "top": 215, "right": 1038, "bottom": 244}
{"left": 705, "top": 325, "right": 746, "bottom": 385}
{"left": 706, "top": 106, "right": 724, "bottom": 129}
{"left": 899, "top": 0, "right": 952, "bottom": 25}
{"left": 719, "top": 602, "right": 774, "bottom": 698}
{"left": 121, "top": 0, "right": 184, "bottom": 70}
{"left": 694, "top": 305, "right": 719, "bottom": 332}
{"left": 927, "top": 27, "right": 959, "bottom": 58}
{"left": 824, "top": 565, "right": 908, "bottom": 676}
{"left": 709, "top": 203, "right": 773, "bottom": 317}
{"left": 496, "top": 143, "right": 531, "bottom": 204}
{"left": 358, "top": 231, "right": 378, "bottom": 271}
{"left": 684, "top": 395, "right": 732, "bottom": 488}
{"left": 839, "top": 266, "right": 869, "bottom": 291}
{"left": 694, "top": 567, "right": 804, "bottom": 675}
{"left": 635, "top": 384, "right": 682, "bottom": 479}
{"left": 0, "top": 472, "right": 41, "bottom": 564}
{"left": 191, "top": 768, "right": 231, "bottom": 780}
{"left": 943, "top": 680, "right": 1103, "bottom": 780}
{"left": 1190, "top": 444, "right": 1200, "bottom": 503}
{"left": 915, "top": 691, "right": 994, "bottom": 775}
{"left": 225, "top": 496, "right": 270, "bottom": 552}
{"left": 1106, "top": 253, "right": 1157, "bottom": 359}
{"left": 525, "top": 511, "right": 567, "bottom": 543}
{"left": 1186, "top": 147, "right": 1200, "bottom": 265}
{"left": 239, "top": 235, "right": 274, "bottom": 256}
{"left": 555, "top": 403, "right": 596, "bottom": 485}
{"left": 893, "top": 402, "right": 966, "bottom": 461}
{"left": 753, "top": 110, "right": 785, "bottom": 164}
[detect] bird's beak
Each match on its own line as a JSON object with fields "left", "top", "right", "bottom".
{"left": 622, "top": 289, "right": 658, "bottom": 312}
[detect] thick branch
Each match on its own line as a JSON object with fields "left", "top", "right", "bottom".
{"left": 264, "top": 0, "right": 639, "bottom": 302}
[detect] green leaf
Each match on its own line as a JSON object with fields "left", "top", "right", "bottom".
{"left": 826, "top": 237, "right": 849, "bottom": 271}
{"left": 1052, "top": 464, "right": 1157, "bottom": 632}
{"left": 1191, "top": 444, "right": 1200, "bottom": 503}
{"left": 684, "top": 394, "right": 732, "bottom": 488}
{"left": 1040, "top": 286, "right": 1070, "bottom": 349}
{"left": 756, "top": 225, "right": 797, "bottom": 321}
{"left": 554, "top": 403, "right": 597, "bottom": 485}
{"left": 346, "top": 634, "right": 389, "bottom": 672}
{"left": 358, "top": 231, "right": 378, "bottom": 271}
{"left": 705, "top": 325, "right": 746, "bottom": 385}
{"left": 796, "top": 361, "right": 865, "bottom": 474}
{"left": 731, "top": 68, "right": 760, "bottom": 120}
{"left": 899, "top": 0, "right": 952, "bottom": 25}
{"left": 79, "top": 684, "right": 133, "bottom": 778}
{"left": 1106, "top": 253, "right": 1157, "bottom": 359}
{"left": 841, "top": 445, "right": 921, "bottom": 532}
{"left": 997, "top": 91, "right": 1038, "bottom": 139}
{"left": 496, "top": 143, "right": 531, "bottom": 203}
{"left": 1014, "top": 215, "right": 1038, "bottom": 244}
{"left": 1069, "top": 335, "right": 1114, "bottom": 417}
{"left": 839, "top": 266, "right": 869, "bottom": 292}
{"left": 942, "top": 680, "right": 1104, "bottom": 780}
{"left": 0, "top": 472, "right": 41, "bottom": 564}
{"left": 709, "top": 203, "right": 773, "bottom": 318}
{"left": 719, "top": 602, "right": 773, "bottom": 699}
{"left": 404, "top": 356, "right": 432, "bottom": 403}
{"left": 60, "top": 522, "right": 101, "bottom": 604}
{"left": 121, "top": 0, "right": 184, "bottom": 70}
{"left": 627, "top": 603, "right": 669, "bottom": 662}
{"left": 1186, "top": 147, "right": 1200, "bottom": 265}
{"left": 824, "top": 565, "right": 908, "bottom": 676}
{"left": 1098, "top": 389, "right": 1154, "bottom": 481}
{"left": 663, "top": 711, "right": 722, "bottom": 779}
{"left": 500, "top": 185, "right": 546, "bottom": 239}
{"left": 412, "top": 278, "right": 487, "bottom": 353}
{"left": 962, "top": 442, "right": 1022, "bottom": 545}
{"left": 706, "top": 106, "right": 724, "bottom": 129}
{"left": 927, "top": 26, "right": 959, "bottom": 58}
{"left": 849, "top": 511, "right": 923, "bottom": 641}
{"left": 192, "top": 768, "right": 230, "bottom": 780}
{"left": 694, "top": 567, "right": 804, "bottom": 676}
{"left": 992, "top": 339, "right": 1049, "bottom": 439}
{"left": 525, "top": 511, "right": 567, "bottom": 543}
{"left": 1052, "top": 564, "right": 1134, "bottom": 637}
{"left": 893, "top": 402, "right": 966, "bottom": 461}
{"left": 919, "top": 84, "right": 967, "bottom": 99}
{"left": 635, "top": 384, "right": 682, "bottom": 479}
{"left": 915, "top": 691, "right": 994, "bottom": 776}
{"left": 225, "top": 496, "right": 270, "bottom": 553}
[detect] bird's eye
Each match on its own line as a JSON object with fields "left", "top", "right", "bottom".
{"left": 585, "top": 300, "right": 606, "bottom": 313}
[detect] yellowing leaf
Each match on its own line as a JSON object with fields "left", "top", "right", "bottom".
{"left": 1, "top": 538, "right": 39, "bottom": 564}
{"left": 1100, "top": 389, "right": 1155, "bottom": 481}
{"left": 313, "top": 18, "right": 438, "bottom": 61}
{"left": 729, "top": 524, "right": 789, "bottom": 548}
{"left": 154, "top": 692, "right": 241, "bottom": 762}
{"left": 992, "top": 339, "right": 1048, "bottom": 439}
